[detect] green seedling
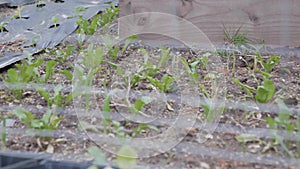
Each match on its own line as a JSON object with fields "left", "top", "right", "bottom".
{"left": 51, "top": 16, "right": 59, "bottom": 27}
{"left": 116, "top": 145, "right": 137, "bottom": 169}
{"left": 104, "top": 34, "right": 137, "bottom": 61}
{"left": 40, "top": 60, "right": 56, "bottom": 83}
{"left": 265, "top": 100, "right": 300, "bottom": 157}
{"left": 181, "top": 58, "right": 200, "bottom": 81}
{"left": 255, "top": 78, "right": 275, "bottom": 103}
{"left": 10, "top": 6, "right": 22, "bottom": 20}
{"left": 112, "top": 121, "right": 126, "bottom": 138}
{"left": 76, "top": 14, "right": 98, "bottom": 45}
{"left": 146, "top": 74, "right": 175, "bottom": 93}
{"left": 199, "top": 84, "right": 225, "bottom": 123}
{"left": 194, "top": 52, "right": 210, "bottom": 70}
{"left": 38, "top": 84, "right": 74, "bottom": 108}
{"left": 36, "top": 0, "right": 45, "bottom": 8}
{"left": 76, "top": 14, "right": 100, "bottom": 35}
{"left": 102, "top": 79, "right": 111, "bottom": 134}
{"left": 76, "top": 5, "right": 118, "bottom": 35}
{"left": 24, "top": 51, "right": 34, "bottom": 65}
{"left": 233, "top": 77, "right": 275, "bottom": 103}
{"left": 132, "top": 124, "right": 159, "bottom": 137}
{"left": 265, "top": 100, "right": 298, "bottom": 133}
{"left": 122, "top": 35, "right": 138, "bottom": 53}
{"left": 217, "top": 50, "right": 236, "bottom": 73}
{"left": 82, "top": 44, "right": 105, "bottom": 110}
{"left": 223, "top": 25, "right": 250, "bottom": 45}
{"left": 55, "top": 45, "right": 75, "bottom": 63}
{"left": 106, "top": 34, "right": 138, "bottom": 61}
{"left": 83, "top": 44, "right": 105, "bottom": 71}
{"left": 1, "top": 117, "right": 6, "bottom": 150}
{"left": 255, "top": 54, "right": 280, "bottom": 73}
{"left": 13, "top": 107, "right": 62, "bottom": 130}
{"left": 223, "top": 25, "right": 259, "bottom": 54}
{"left": 87, "top": 146, "right": 107, "bottom": 167}
{"left": 0, "top": 21, "right": 7, "bottom": 32}
{"left": 157, "top": 47, "right": 171, "bottom": 69}
{"left": 127, "top": 96, "right": 154, "bottom": 115}
{"left": 99, "top": 4, "right": 119, "bottom": 27}
{"left": 75, "top": 44, "right": 117, "bottom": 110}
{"left": 59, "top": 70, "right": 73, "bottom": 81}
{"left": 138, "top": 49, "right": 160, "bottom": 78}
{"left": 75, "top": 6, "right": 86, "bottom": 13}
{"left": 236, "top": 134, "right": 263, "bottom": 150}
{"left": 1, "top": 59, "right": 43, "bottom": 99}
{"left": 108, "top": 46, "right": 119, "bottom": 61}
{"left": 128, "top": 74, "right": 142, "bottom": 88}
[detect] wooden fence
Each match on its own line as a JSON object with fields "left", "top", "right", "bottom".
{"left": 119, "top": 0, "right": 300, "bottom": 47}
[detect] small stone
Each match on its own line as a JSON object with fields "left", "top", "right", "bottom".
{"left": 36, "top": 105, "right": 43, "bottom": 109}
{"left": 199, "top": 162, "right": 210, "bottom": 169}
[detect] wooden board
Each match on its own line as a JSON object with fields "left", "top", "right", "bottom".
{"left": 119, "top": 0, "right": 300, "bottom": 47}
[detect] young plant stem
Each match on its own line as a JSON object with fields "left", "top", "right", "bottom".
{"left": 1, "top": 117, "right": 6, "bottom": 151}
{"left": 102, "top": 78, "right": 111, "bottom": 134}
{"left": 232, "top": 53, "right": 236, "bottom": 73}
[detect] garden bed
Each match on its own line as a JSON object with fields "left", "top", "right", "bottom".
{"left": 0, "top": 1, "right": 300, "bottom": 169}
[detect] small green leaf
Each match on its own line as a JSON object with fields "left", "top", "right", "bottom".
{"left": 117, "top": 145, "right": 137, "bottom": 169}
{"left": 41, "top": 111, "right": 52, "bottom": 124}
{"left": 190, "top": 60, "right": 200, "bottom": 73}
{"left": 50, "top": 115, "right": 62, "bottom": 129}
{"left": 64, "top": 94, "right": 74, "bottom": 105}
{"left": 102, "top": 91, "right": 111, "bottom": 134}
{"left": 75, "top": 6, "right": 86, "bottom": 13}
{"left": 130, "top": 75, "right": 141, "bottom": 87}
{"left": 88, "top": 146, "right": 106, "bottom": 166}
{"left": 146, "top": 76, "right": 162, "bottom": 90}
{"left": 31, "top": 59, "right": 44, "bottom": 67}
{"left": 147, "top": 124, "right": 159, "bottom": 132}
{"left": 54, "top": 85, "right": 62, "bottom": 97}
{"left": 256, "top": 87, "right": 269, "bottom": 103}
{"left": 30, "top": 119, "right": 44, "bottom": 129}
{"left": 38, "top": 90, "right": 51, "bottom": 103}
{"left": 45, "top": 60, "right": 56, "bottom": 82}
{"left": 255, "top": 79, "right": 275, "bottom": 103}
{"left": 181, "top": 58, "right": 192, "bottom": 74}
{"left": 134, "top": 99, "right": 145, "bottom": 111}
{"left": 265, "top": 117, "right": 277, "bottom": 129}
{"left": 6, "top": 69, "right": 19, "bottom": 83}
{"left": 277, "top": 99, "right": 292, "bottom": 124}
{"left": 161, "top": 74, "right": 175, "bottom": 92}
{"left": 158, "top": 47, "right": 171, "bottom": 69}
{"left": 263, "top": 55, "right": 281, "bottom": 72}
{"left": 232, "top": 78, "right": 255, "bottom": 98}
{"left": 59, "top": 70, "right": 73, "bottom": 81}
{"left": 13, "top": 107, "right": 34, "bottom": 126}
{"left": 51, "top": 17, "right": 59, "bottom": 24}
{"left": 122, "top": 35, "right": 138, "bottom": 53}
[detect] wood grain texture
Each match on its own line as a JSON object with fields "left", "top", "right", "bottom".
{"left": 119, "top": 0, "right": 300, "bottom": 47}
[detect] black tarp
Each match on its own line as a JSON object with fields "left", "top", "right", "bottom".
{"left": 0, "top": 0, "right": 118, "bottom": 68}
{"left": 0, "top": 0, "right": 38, "bottom": 7}
{"left": 0, "top": 151, "right": 118, "bottom": 169}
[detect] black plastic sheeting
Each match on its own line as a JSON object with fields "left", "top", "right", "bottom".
{"left": 0, "top": 151, "right": 118, "bottom": 169}
{"left": 0, "top": 0, "right": 118, "bottom": 68}
{"left": 0, "top": 0, "right": 38, "bottom": 7}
